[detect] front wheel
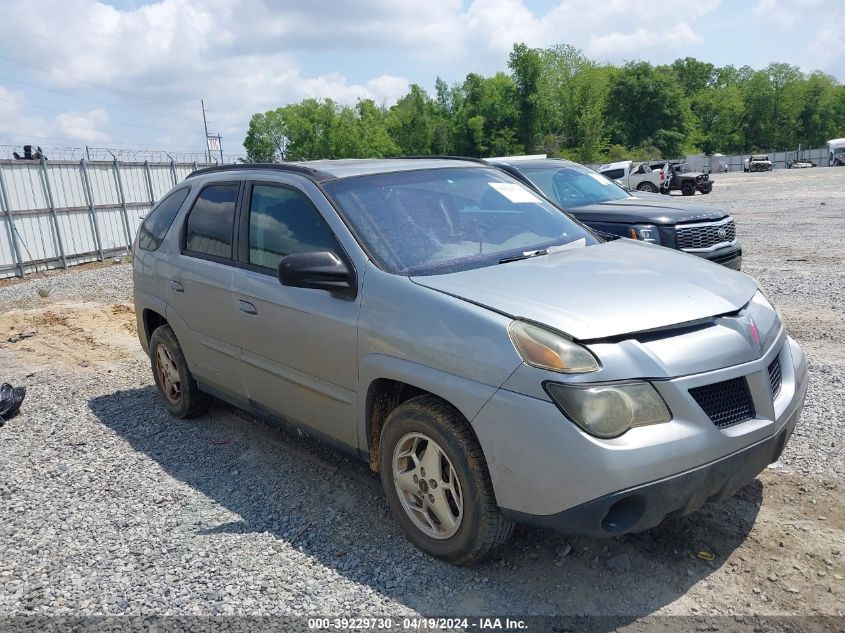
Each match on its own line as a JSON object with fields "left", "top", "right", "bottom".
{"left": 637, "top": 182, "right": 657, "bottom": 193}
{"left": 700, "top": 183, "right": 713, "bottom": 194}
{"left": 379, "top": 395, "right": 513, "bottom": 565}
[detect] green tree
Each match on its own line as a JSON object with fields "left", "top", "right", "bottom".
{"left": 385, "top": 84, "right": 435, "bottom": 155}
{"left": 605, "top": 62, "right": 690, "bottom": 157}
{"left": 508, "top": 43, "right": 543, "bottom": 153}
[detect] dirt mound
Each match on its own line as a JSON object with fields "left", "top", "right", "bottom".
{"left": 0, "top": 302, "right": 140, "bottom": 371}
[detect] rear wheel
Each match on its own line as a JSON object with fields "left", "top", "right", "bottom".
{"left": 681, "top": 182, "right": 695, "bottom": 196}
{"left": 379, "top": 395, "right": 513, "bottom": 565}
{"left": 637, "top": 181, "right": 657, "bottom": 193}
{"left": 150, "top": 325, "right": 210, "bottom": 418}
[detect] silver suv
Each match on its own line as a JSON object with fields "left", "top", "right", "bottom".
{"left": 133, "top": 158, "right": 807, "bottom": 565}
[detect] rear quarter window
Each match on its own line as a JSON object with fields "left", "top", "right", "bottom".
{"left": 137, "top": 187, "right": 191, "bottom": 251}
{"left": 183, "top": 184, "right": 240, "bottom": 259}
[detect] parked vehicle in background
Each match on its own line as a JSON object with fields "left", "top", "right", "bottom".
{"left": 134, "top": 158, "right": 804, "bottom": 564}
{"left": 597, "top": 160, "right": 665, "bottom": 193}
{"left": 787, "top": 159, "right": 816, "bottom": 169}
{"left": 651, "top": 162, "right": 713, "bottom": 196}
{"left": 490, "top": 157, "right": 741, "bottom": 269}
{"left": 744, "top": 155, "right": 773, "bottom": 172}
{"left": 828, "top": 138, "right": 845, "bottom": 166}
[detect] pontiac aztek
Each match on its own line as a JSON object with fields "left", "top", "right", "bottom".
{"left": 133, "top": 158, "right": 807, "bottom": 564}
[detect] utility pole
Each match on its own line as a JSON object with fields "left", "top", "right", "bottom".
{"left": 201, "top": 99, "right": 210, "bottom": 163}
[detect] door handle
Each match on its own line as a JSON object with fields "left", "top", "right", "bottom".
{"left": 238, "top": 300, "right": 258, "bottom": 315}
{"left": 169, "top": 280, "right": 184, "bottom": 293}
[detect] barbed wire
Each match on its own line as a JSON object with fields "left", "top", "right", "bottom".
{"left": 0, "top": 143, "right": 245, "bottom": 163}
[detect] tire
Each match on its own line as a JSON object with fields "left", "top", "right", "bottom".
{"left": 636, "top": 181, "right": 657, "bottom": 193}
{"left": 700, "top": 183, "right": 713, "bottom": 194}
{"left": 149, "top": 324, "right": 211, "bottom": 418}
{"left": 681, "top": 182, "right": 695, "bottom": 196}
{"left": 379, "top": 395, "right": 514, "bottom": 565}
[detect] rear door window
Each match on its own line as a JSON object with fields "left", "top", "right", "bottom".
{"left": 184, "top": 184, "right": 239, "bottom": 259}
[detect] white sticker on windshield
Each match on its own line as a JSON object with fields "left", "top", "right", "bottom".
{"left": 488, "top": 182, "right": 542, "bottom": 203}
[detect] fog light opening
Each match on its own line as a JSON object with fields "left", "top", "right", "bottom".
{"left": 601, "top": 495, "right": 646, "bottom": 533}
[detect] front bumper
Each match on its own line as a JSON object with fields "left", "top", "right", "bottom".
{"left": 502, "top": 405, "right": 798, "bottom": 536}
{"left": 472, "top": 334, "right": 808, "bottom": 534}
{"left": 695, "top": 244, "right": 742, "bottom": 270}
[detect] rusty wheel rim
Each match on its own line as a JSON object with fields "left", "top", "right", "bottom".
{"left": 155, "top": 344, "right": 181, "bottom": 405}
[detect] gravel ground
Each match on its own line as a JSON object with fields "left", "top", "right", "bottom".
{"left": 0, "top": 169, "right": 843, "bottom": 627}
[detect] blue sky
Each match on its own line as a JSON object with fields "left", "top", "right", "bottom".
{"left": 0, "top": 0, "right": 842, "bottom": 157}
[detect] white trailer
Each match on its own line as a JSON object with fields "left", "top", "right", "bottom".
{"left": 828, "top": 138, "right": 845, "bottom": 166}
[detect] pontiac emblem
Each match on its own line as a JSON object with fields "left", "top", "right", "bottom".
{"left": 746, "top": 316, "right": 761, "bottom": 351}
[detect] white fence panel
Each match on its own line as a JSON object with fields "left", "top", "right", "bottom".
{"left": 0, "top": 158, "right": 212, "bottom": 279}
{"left": 149, "top": 164, "right": 176, "bottom": 200}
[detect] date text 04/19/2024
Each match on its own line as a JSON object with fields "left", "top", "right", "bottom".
{"left": 307, "top": 617, "right": 528, "bottom": 630}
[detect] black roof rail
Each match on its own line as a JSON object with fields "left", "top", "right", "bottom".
{"left": 392, "top": 155, "right": 489, "bottom": 165}
{"left": 186, "top": 162, "right": 335, "bottom": 181}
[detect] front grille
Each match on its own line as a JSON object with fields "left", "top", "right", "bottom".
{"left": 768, "top": 356, "right": 782, "bottom": 399}
{"left": 676, "top": 220, "right": 736, "bottom": 250}
{"left": 690, "top": 377, "right": 755, "bottom": 428}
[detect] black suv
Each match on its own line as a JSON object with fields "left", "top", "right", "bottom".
{"left": 490, "top": 157, "right": 741, "bottom": 270}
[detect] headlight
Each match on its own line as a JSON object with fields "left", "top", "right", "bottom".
{"left": 628, "top": 224, "right": 661, "bottom": 244}
{"left": 545, "top": 381, "right": 671, "bottom": 438}
{"left": 508, "top": 321, "right": 600, "bottom": 373}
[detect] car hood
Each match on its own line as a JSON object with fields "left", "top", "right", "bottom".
{"left": 411, "top": 240, "right": 757, "bottom": 340}
{"left": 567, "top": 195, "right": 727, "bottom": 225}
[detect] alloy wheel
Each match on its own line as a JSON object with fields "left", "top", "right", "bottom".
{"left": 392, "top": 432, "right": 464, "bottom": 539}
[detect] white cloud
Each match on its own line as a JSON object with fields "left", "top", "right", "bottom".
{"left": 588, "top": 24, "right": 702, "bottom": 58}
{"left": 55, "top": 109, "right": 111, "bottom": 142}
{"left": 753, "top": 0, "right": 824, "bottom": 28}
{"left": 0, "top": 87, "right": 53, "bottom": 142}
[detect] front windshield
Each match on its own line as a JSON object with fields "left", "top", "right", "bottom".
{"left": 518, "top": 164, "right": 631, "bottom": 208}
{"left": 323, "top": 167, "right": 597, "bottom": 276}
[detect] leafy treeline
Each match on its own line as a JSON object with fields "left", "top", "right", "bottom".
{"left": 243, "top": 43, "right": 845, "bottom": 163}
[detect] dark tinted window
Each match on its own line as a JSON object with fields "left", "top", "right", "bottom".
{"left": 138, "top": 187, "right": 190, "bottom": 251}
{"left": 185, "top": 184, "right": 239, "bottom": 259}
{"left": 600, "top": 168, "right": 624, "bottom": 180}
{"left": 248, "top": 185, "right": 337, "bottom": 270}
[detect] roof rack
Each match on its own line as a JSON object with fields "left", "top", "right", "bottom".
{"left": 392, "top": 155, "right": 489, "bottom": 165}
{"left": 186, "top": 162, "right": 335, "bottom": 181}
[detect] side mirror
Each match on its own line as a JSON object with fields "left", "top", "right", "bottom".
{"left": 278, "top": 251, "right": 356, "bottom": 298}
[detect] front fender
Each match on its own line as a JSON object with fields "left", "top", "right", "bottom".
{"left": 356, "top": 353, "right": 503, "bottom": 454}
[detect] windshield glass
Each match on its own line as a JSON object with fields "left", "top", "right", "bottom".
{"left": 517, "top": 163, "right": 631, "bottom": 208}
{"left": 324, "top": 167, "right": 597, "bottom": 276}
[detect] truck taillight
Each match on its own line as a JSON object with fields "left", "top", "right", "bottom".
{"left": 659, "top": 170, "right": 665, "bottom": 181}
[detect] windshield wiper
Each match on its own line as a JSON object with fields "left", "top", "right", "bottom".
{"left": 497, "top": 238, "right": 588, "bottom": 264}
{"left": 498, "top": 248, "right": 549, "bottom": 264}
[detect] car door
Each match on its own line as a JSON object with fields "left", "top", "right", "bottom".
{"left": 231, "top": 179, "right": 360, "bottom": 448}
{"left": 165, "top": 180, "right": 245, "bottom": 400}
